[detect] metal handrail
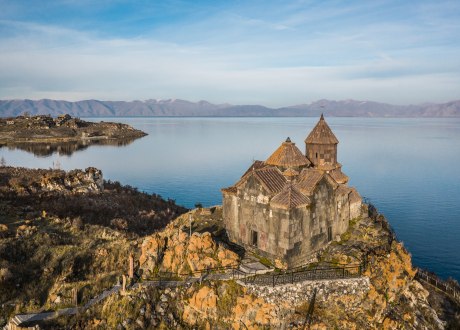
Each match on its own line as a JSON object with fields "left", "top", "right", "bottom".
{"left": 415, "top": 268, "right": 460, "bottom": 303}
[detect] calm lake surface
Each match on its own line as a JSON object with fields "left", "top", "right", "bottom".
{"left": 1, "top": 117, "right": 460, "bottom": 280}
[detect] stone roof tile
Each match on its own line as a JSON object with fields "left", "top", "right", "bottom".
{"left": 283, "top": 167, "right": 299, "bottom": 177}
{"left": 242, "top": 160, "right": 266, "bottom": 177}
{"left": 296, "top": 168, "right": 324, "bottom": 195}
{"left": 349, "top": 187, "right": 362, "bottom": 203}
{"left": 265, "top": 138, "right": 311, "bottom": 167}
{"left": 305, "top": 114, "right": 339, "bottom": 144}
{"left": 254, "top": 167, "right": 286, "bottom": 194}
{"left": 271, "top": 183, "right": 311, "bottom": 209}
{"left": 221, "top": 186, "right": 237, "bottom": 195}
{"left": 329, "top": 168, "right": 349, "bottom": 184}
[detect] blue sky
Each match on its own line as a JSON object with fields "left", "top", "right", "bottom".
{"left": 1, "top": 0, "right": 459, "bottom": 106}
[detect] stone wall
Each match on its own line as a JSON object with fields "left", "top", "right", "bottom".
{"left": 284, "top": 178, "right": 350, "bottom": 268}
{"left": 242, "top": 277, "right": 370, "bottom": 305}
{"left": 350, "top": 197, "right": 362, "bottom": 220}
{"left": 306, "top": 143, "right": 337, "bottom": 167}
{"left": 224, "top": 175, "right": 291, "bottom": 260}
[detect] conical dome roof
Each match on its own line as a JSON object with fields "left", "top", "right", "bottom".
{"left": 265, "top": 138, "right": 311, "bottom": 167}
{"left": 305, "top": 114, "right": 338, "bottom": 144}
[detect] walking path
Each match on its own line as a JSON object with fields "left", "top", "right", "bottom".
{"left": 4, "top": 260, "right": 364, "bottom": 329}
{"left": 4, "top": 285, "right": 121, "bottom": 330}
{"left": 4, "top": 270, "right": 237, "bottom": 329}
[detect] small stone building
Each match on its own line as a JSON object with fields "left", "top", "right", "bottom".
{"left": 222, "top": 115, "right": 362, "bottom": 268}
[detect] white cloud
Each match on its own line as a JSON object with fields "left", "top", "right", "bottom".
{"left": 1, "top": 1, "right": 460, "bottom": 106}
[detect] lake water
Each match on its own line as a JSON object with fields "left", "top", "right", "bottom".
{"left": 1, "top": 117, "right": 460, "bottom": 281}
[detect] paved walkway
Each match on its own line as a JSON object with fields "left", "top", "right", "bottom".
{"left": 7, "top": 308, "right": 78, "bottom": 327}
{"left": 239, "top": 260, "right": 272, "bottom": 274}
{"left": 5, "top": 285, "right": 121, "bottom": 329}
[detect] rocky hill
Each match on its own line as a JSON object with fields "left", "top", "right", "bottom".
{"left": 30, "top": 205, "right": 460, "bottom": 329}
{"left": 1, "top": 166, "right": 459, "bottom": 329}
{"left": 1, "top": 98, "right": 460, "bottom": 117}
{"left": 0, "top": 166, "right": 187, "bottom": 327}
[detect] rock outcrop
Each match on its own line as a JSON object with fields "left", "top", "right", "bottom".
{"left": 140, "top": 210, "right": 239, "bottom": 276}
{"left": 0, "top": 166, "right": 103, "bottom": 196}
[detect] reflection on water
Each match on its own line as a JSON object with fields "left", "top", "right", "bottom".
{"left": 1, "top": 117, "right": 460, "bottom": 281}
{"left": 1, "top": 137, "right": 140, "bottom": 157}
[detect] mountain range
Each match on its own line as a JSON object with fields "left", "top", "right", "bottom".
{"left": 1, "top": 98, "right": 460, "bottom": 117}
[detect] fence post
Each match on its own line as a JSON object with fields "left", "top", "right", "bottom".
{"left": 272, "top": 275, "right": 275, "bottom": 287}
{"left": 291, "top": 271, "right": 294, "bottom": 284}
{"left": 342, "top": 268, "right": 345, "bottom": 278}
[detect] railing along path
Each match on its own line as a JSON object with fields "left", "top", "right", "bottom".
{"left": 415, "top": 268, "right": 460, "bottom": 304}
{"left": 5, "top": 261, "right": 366, "bottom": 329}
{"left": 234, "top": 263, "right": 363, "bottom": 287}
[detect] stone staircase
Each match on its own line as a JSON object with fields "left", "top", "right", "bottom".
{"left": 82, "top": 285, "right": 121, "bottom": 310}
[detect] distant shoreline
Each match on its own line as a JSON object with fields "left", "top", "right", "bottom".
{"left": 1, "top": 98, "right": 459, "bottom": 118}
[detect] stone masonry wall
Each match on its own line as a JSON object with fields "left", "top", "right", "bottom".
{"left": 285, "top": 177, "right": 350, "bottom": 268}
{"left": 241, "top": 277, "right": 370, "bottom": 306}
{"left": 306, "top": 143, "right": 337, "bottom": 167}
{"left": 350, "top": 199, "right": 362, "bottom": 220}
{"left": 232, "top": 176, "right": 290, "bottom": 259}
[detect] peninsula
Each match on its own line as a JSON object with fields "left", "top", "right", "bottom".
{"left": 0, "top": 114, "right": 147, "bottom": 156}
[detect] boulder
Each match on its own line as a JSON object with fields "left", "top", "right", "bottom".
{"left": 139, "top": 234, "right": 166, "bottom": 269}
{"left": 217, "top": 247, "right": 239, "bottom": 268}
{"left": 189, "top": 286, "right": 218, "bottom": 312}
{"left": 0, "top": 268, "right": 13, "bottom": 282}
{"left": 0, "top": 224, "right": 8, "bottom": 237}
{"left": 16, "top": 224, "right": 37, "bottom": 237}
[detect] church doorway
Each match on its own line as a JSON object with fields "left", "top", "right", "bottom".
{"left": 251, "top": 230, "right": 258, "bottom": 247}
{"left": 327, "top": 226, "right": 332, "bottom": 242}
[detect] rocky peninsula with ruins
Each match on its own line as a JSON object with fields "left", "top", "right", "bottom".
{"left": 0, "top": 115, "right": 147, "bottom": 156}
{"left": 1, "top": 117, "right": 459, "bottom": 329}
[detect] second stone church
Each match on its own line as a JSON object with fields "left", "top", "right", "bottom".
{"left": 221, "top": 115, "right": 362, "bottom": 268}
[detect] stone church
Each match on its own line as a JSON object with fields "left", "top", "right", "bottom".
{"left": 221, "top": 115, "right": 362, "bottom": 268}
